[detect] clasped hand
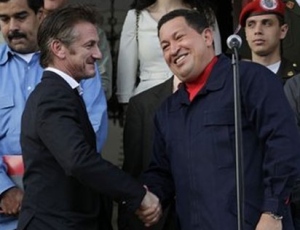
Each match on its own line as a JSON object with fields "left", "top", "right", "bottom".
{"left": 136, "top": 188, "right": 162, "bottom": 227}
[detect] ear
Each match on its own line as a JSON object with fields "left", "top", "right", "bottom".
{"left": 279, "top": 23, "right": 288, "bottom": 40}
{"left": 202, "top": 28, "right": 214, "bottom": 47}
{"left": 50, "top": 39, "right": 66, "bottom": 60}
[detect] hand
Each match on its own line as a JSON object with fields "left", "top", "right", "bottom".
{"left": 255, "top": 213, "right": 282, "bottom": 230}
{"left": 135, "top": 189, "right": 162, "bottom": 227}
{"left": 0, "top": 187, "right": 23, "bottom": 215}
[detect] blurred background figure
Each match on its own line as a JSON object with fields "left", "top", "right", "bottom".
{"left": 240, "top": 0, "right": 299, "bottom": 83}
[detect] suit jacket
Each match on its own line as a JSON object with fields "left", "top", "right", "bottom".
{"left": 17, "top": 71, "right": 145, "bottom": 230}
{"left": 119, "top": 77, "right": 178, "bottom": 230}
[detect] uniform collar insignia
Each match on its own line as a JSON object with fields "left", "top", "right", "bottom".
{"left": 260, "top": 0, "right": 278, "bottom": 10}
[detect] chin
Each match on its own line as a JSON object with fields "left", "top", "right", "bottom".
{"left": 84, "top": 72, "right": 96, "bottom": 79}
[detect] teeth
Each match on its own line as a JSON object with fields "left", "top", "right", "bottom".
{"left": 175, "top": 55, "right": 186, "bottom": 64}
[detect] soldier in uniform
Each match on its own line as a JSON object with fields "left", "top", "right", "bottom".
{"left": 282, "top": 0, "right": 300, "bottom": 67}
{"left": 239, "top": 0, "right": 299, "bottom": 84}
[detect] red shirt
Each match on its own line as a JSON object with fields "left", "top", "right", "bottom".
{"left": 186, "top": 56, "right": 218, "bottom": 101}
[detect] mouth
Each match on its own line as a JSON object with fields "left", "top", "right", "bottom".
{"left": 174, "top": 53, "right": 188, "bottom": 65}
{"left": 253, "top": 39, "right": 265, "bottom": 45}
{"left": 10, "top": 37, "right": 26, "bottom": 42}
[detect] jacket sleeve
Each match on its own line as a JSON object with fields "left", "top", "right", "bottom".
{"left": 116, "top": 10, "right": 139, "bottom": 103}
{"left": 35, "top": 88, "right": 145, "bottom": 212}
{"left": 241, "top": 63, "right": 300, "bottom": 216}
{"left": 142, "top": 110, "right": 175, "bottom": 208}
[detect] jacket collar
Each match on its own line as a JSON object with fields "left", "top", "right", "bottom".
{"left": 170, "top": 54, "right": 230, "bottom": 111}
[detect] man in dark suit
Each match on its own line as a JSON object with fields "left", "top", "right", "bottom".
{"left": 17, "top": 5, "right": 161, "bottom": 230}
{"left": 119, "top": 76, "right": 179, "bottom": 230}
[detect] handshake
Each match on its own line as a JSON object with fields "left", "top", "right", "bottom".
{"left": 135, "top": 186, "right": 162, "bottom": 227}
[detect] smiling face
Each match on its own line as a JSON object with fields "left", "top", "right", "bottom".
{"left": 245, "top": 14, "right": 288, "bottom": 57}
{"left": 57, "top": 21, "right": 102, "bottom": 80}
{"left": 159, "top": 16, "right": 215, "bottom": 83}
{"left": 0, "top": 0, "right": 43, "bottom": 53}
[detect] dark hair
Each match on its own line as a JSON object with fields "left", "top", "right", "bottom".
{"left": 276, "top": 14, "right": 285, "bottom": 26}
{"left": 158, "top": 9, "right": 209, "bottom": 37}
{"left": 38, "top": 4, "right": 99, "bottom": 68}
{"left": 0, "top": 0, "right": 43, "bottom": 13}
{"left": 130, "top": 0, "right": 216, "bottom": 28}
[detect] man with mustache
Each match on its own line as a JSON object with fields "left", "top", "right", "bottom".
{"left": 0, "top": 0, "right": 108, "bottom": 229}
{"left": 240, "top": 0, "right": 299, "bottom": 83}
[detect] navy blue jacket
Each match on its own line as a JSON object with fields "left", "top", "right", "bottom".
{"left": 144, "top": 55, "right": 300, "bottom": 230}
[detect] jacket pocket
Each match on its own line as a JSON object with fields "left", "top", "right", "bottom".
{"left": 204, "top": 109, "right": 235, "bottom": 168}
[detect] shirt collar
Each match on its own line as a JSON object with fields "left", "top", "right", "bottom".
{"left": 0, "top": 44, "right": 14, "bottom": 65}
{"left": 45, "top": 67, "right": 83, "bottom": 95}
{"left": 0, "top": 44, "right": 39, "bottom": 65}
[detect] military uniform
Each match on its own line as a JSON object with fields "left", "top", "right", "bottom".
{"left": 236, "top": 0, "right": 300, "bottom": 66}
{"left": 283, "top": 0, "right": 300, "bottom": 66}
{"left": 277, "top": 58, "right": 300, "bottom": 84}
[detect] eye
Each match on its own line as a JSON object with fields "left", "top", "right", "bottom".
{"left": 246, "top": 21, "right": 254, "bottom": 28}
{"left": 16, "top": 12, "right": 28, "bottom": 21}
{"left": 175, "top": 34, "right": 184, "bottom": 40}
{"left": 161, "top": 44, "right": 169, "bottom": 51}
{"left": 0, "top": 16, "right": 9, "bottom": 24}
{"left": 263, "top": 21, "right": 272, "bottom": 27}
{"left": 85, "top": 41, "right": 96, "bottom": 49}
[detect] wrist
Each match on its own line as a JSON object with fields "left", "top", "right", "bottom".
{"left": 263, "top": 211, "right": 283, "bottom": 220}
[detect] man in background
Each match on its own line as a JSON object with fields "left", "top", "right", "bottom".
{"left": 240, "top": 0, "right": 299, "bottom": 83}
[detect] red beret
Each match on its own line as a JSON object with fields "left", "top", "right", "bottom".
{"left": 239, "top": 0, "right": 285, "bottom": 27}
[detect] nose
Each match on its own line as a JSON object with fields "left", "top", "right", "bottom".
{"left": 254, "top": 23, "right": 263, "bottom": 35}
{"left": 9, "top": 18, "right": 20, "bottom": 31}
{"left": 93, "top": 45, "right": 102, "bottom": 60}
{"left": 170, "top": 42, "right": 179, "bottom": 56}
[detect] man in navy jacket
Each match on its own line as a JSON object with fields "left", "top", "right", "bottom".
{"left": 139, "top": 9, "right": 300, "bottom": 230}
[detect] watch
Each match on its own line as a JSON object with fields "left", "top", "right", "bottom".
{"left": 264, "top": 212, "right": 283, "bottom": 220}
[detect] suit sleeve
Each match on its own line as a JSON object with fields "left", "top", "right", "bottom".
{"left": 36, "top": 89, "right": 145, "bottom": 212}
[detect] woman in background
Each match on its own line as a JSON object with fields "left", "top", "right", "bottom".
{"left": 116, "top": 0, "right": 222, "bottom": 105}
